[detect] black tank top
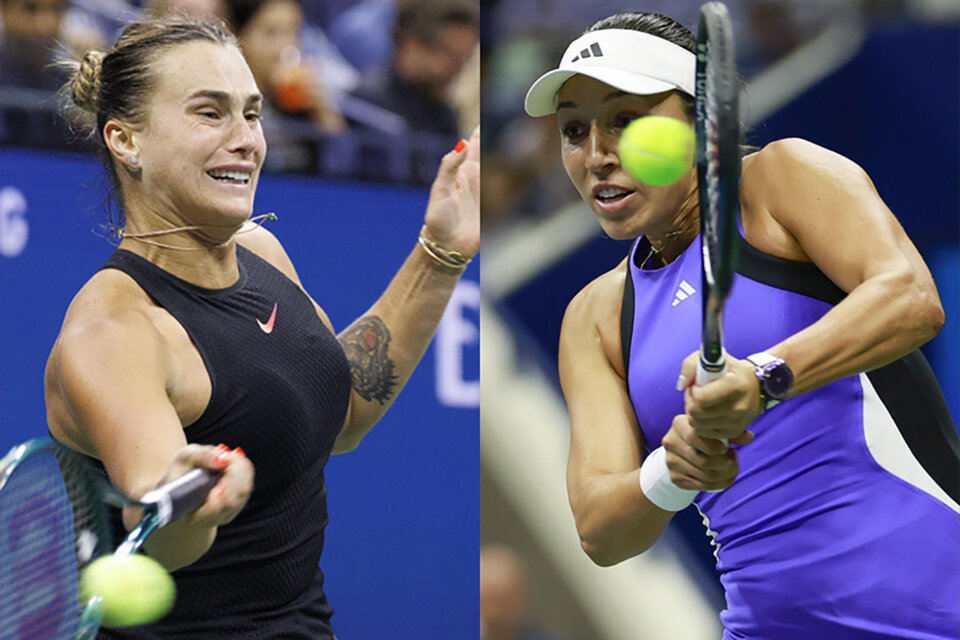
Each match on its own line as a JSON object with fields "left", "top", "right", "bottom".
{"left": 95, "top": 246, "right": 351, "bottom": 639}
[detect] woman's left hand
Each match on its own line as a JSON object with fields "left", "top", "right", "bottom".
{"left": 677, "top": 351, "right": 763, "bottom": 442}
{"left": 422, "top": 127, "right": 480, "bottom": 259}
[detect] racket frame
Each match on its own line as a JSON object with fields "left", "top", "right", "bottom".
{"left": 1, "top": 438, "right": 220, "bottom": 638}
{"left": 695, "top": 1, "right": 742, "bottom": 386}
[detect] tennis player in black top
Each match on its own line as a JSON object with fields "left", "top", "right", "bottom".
{"left": 45, "top": 16, "right": 478, "bottom": 638}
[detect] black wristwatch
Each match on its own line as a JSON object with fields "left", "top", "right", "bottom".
{"left": 746, "top": 352, "right": 793, "bottom": 411}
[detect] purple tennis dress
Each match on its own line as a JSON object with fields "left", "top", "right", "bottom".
{"left": 622, "top": 232, "right": 960, "bottom": 639}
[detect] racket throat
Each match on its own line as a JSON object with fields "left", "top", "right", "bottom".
{"left": 697, "top": 347, "right": 728, "bottom": 385}
{"left": 700, "top": 300, "right": 728, "bottom": 377}
{"left": 117, "top": 513, "right": 162, "bottom": 556}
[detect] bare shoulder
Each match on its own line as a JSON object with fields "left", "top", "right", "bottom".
{"left": 559, "top": 257, "right": 646, "bottom": 459}
{"left": 743, "top": 138, "right": 870, "bottom": 192}
{"left": 561, "top": 258, "right": 629, "bottom": 379}
{"left": 51, "top": 269, "right": 170, "bottom": 385}
{"left": 57, "top": 269, "right": 161, "bottom": 340}
{"left": 46, "top": 270, "right": 172, "bottom": 453}
{"left": 739, "top": 138, "right": 875, "bottom": 262}
{"left": 236, "top": 224, "right": 301, "bottom": 285}
{"left": 564, "top": 261, "right": 626, "bottom": 327}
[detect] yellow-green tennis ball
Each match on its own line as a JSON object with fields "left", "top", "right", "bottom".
{"left": 79, "top": 554, "right": 175, "bottom": 627}
{"left": 619, "top": 115, "right": 695, "bottom": 186}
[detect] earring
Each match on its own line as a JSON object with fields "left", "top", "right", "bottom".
{"left": 130, "top": 156, "right": 139, "bottom": 168}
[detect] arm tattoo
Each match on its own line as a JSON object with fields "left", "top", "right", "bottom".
{"left": 338, "top": 315, "right": 397, "bottom": 405}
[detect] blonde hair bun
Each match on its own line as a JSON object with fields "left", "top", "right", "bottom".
{"left": 68, "top": 50, "right": 105, "bottom": 113}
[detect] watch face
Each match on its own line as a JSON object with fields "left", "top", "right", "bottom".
{"left": 764, "top": 363, "right": 793, "bottom": 399}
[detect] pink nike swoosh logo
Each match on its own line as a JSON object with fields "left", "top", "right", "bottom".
{"left": 257, "top": 303, "right": 278, "bottom": 334}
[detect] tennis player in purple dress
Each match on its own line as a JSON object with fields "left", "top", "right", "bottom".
{"left": 525, "top": 11, "right": 959, "bottom": 639}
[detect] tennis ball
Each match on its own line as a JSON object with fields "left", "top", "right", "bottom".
{"left": 79, "top": 554, "right": 175, "bottom": 627}
{"left": 619, "top": 115, "right": 695, "bottom": 186}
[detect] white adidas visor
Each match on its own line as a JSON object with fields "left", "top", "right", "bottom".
{"left": 524, "top": 29, "right": 697, "bottom": 117}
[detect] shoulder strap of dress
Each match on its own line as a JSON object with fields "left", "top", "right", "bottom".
{"left": 620, "top": 239, "right": 642, "bottom": 372}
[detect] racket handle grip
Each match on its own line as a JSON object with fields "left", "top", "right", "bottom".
{"left": 142, "top": 468, "right": 222, "bottom": 526}
{"left": 695, "top": 357, "right": 730, "bottom": 448}
{"left": 696, "top": 354, "right": 727, "bottom": 385}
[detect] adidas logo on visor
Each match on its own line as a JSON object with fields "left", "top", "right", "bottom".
{"left": 570, "top": 43, "right": 604, "bottom": 63}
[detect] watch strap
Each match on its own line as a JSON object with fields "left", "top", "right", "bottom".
{"left": 746, "top": 351, "right": 781, "bottom": 368}
{"left": 747, "top": 352, "right": 784, "bottom": 411}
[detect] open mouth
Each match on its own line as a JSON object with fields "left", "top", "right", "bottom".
{"left": 594, "top": 186, "right": 633, "bottom": 204}
{"left": 207, "top": 169, "right": 251, "bottom": 185}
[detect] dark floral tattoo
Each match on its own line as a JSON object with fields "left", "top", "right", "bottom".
{"left": 338, "top": 315, "right": 397, "bottom": 405}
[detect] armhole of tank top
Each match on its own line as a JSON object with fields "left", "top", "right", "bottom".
{"left": 620, "top": 260, "right": 636, "bottom": 374}
{"left": 98, "top": 254, "right": 220, "bottom": 431}
{"left": 865, "top": 350, "right": 960, "bottom": 505}
{"left": 735, "top": 232, "right": 846, "bottom": 305}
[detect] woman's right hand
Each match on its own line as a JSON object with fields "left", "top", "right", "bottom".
{"left": 661, "top": 415, "right": 752, "bottom": 492}
{"left": 156, "top": 444, "right": 255, "bottom": 527}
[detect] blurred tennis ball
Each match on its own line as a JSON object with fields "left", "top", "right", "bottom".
{"left": 79, "top": 554, "right": 175, "bottom": 627}
{"left": 619, "top": 116, "right": 695, "bottom": 186}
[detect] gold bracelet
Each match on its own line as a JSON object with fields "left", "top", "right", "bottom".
{"left": 417, "top": 226, "right": 471, "bottom": 269}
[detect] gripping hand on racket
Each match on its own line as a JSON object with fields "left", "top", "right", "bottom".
{"left": 147, "top": 444, "right": 254, "bottom": 528}
{"left": 659, "top": 354, "right": 757, "bottom": 493}
{"left": 126, "top": 443, "right": 254, "bottom": 569}
{"left": 678, "top": 351, "right": 761, "bottom": 442}
{"left": 661, "top": 414, "right": 747, "bottom": 491}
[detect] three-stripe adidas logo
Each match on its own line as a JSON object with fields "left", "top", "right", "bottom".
{"left": 570, "top": 43, "right": 604, "bottom": 63}
{"left": 672, "top": 280, "right": 696, "bottom": 306}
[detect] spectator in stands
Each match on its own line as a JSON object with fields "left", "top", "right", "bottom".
{"left": 1, "top": 0, "right": 68, "bottom": 90}
{"left": 226, "top": 0, "right": 346, "bottom": 172}
{"left": 480, "top": 544, "right": 564, "bottom": 640}
{"left": 0, "top": 0, "right": 100, "bottom": 150}
{"left": 327, "top": 0, "right": 396, "bottom": 73}
{"left": 229, "top": 0, "right": 345, "bottom": 133}
{"left": 450, "top": 42, "right": 480, "bottom": 132}
{"left": 146, "top": 0, "right": 230, "bottom": 22}
{"left": 353, "top": 0, "right": 478, "bottom": 138}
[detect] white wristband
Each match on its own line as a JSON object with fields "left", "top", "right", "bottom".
{"left": 638, "top": 447, "right": 698, "bottom": 511}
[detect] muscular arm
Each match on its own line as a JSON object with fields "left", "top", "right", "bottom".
{"left": 559, "top": 269, "right": 674, "bottom": 566}
{"left": 239, "top": 129, "right": 479, "bottom": 453}
{"left": 684, "top": 139, "right": 945, "bottom": 436}
{"left": 335, "top": 131, "right": 478, "bottom": 449}
{"left": 747, "top": 139, "right": 944, "bottom": 395}
{"left": 333, "top": 250, "right": 466, "bottom": 452}
{"left": 48, "top": 282, "right": 250, "bottom": 571}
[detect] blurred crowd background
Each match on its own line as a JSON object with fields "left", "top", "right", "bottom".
{"left": 1, "top": 0, "right": 480, "bottom": 184}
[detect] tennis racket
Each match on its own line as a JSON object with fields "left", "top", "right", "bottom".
{"left": 694, "top": 1, "right": 740, "bottom": 390}
{"left": 0, "top": 438, "right": 220, "bottom": 639}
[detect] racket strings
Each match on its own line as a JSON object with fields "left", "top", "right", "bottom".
{"left": 0, "top": 450, "right": 108, "bottom": 639}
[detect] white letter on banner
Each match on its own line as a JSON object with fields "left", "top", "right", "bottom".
{"left": 436, "top": 279, "right": 479, "bottom": 408}
{"left": 1, "top": 187, "right": 29, "bottom": 257}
